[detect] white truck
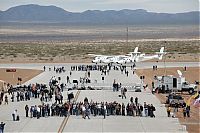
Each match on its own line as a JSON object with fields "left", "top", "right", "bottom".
{"left": 154, "top": 70, "right": 197, "bottom": 94}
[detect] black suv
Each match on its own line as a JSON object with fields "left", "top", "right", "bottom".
{"left": 166, "top": 94, "right": 185, "bottom": 107}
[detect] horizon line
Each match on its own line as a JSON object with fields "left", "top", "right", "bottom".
{"left": 0, "top": 4, "right": 199, "bottom": 14}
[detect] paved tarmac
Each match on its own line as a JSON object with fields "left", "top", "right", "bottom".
{"left": 0, "top": 62, "right": 199, "bottom": 70}
{"left": 0, "top": 62, "right": 197, "bottom": 132}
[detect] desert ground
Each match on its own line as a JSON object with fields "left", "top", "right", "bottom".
{"left": 0, "top": 39, "right": 199, "bottom": 63}
{"left": 136, "top": 67, "right": 200, "bottom": 133}
{"left": 0, "top": 68, "right": 42, "bottom": 90}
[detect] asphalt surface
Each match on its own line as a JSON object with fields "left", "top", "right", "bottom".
{"left": 1, "top": 62, "right": 197, "bottom": 132}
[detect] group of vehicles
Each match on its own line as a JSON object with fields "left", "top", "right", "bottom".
{"left": 153, "top": 70, "right": 198, "bottom": 107}
{"left": 89, "top": 47, "right": 166, "bottom": 64}
{"left": 154, "top": 70, "right": 198, "bottom": 95}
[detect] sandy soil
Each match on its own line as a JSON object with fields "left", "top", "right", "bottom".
{"left": 0, "top": 68, "right": 43, "bottom": 90}
{"left": 0, "top": 39, "right": 199, "bottom": 63}
{"left": 0, "top": 53, "right": 199, "bottom": 64}
{"left": 135, "top": 67, "right": 200, "bottom": 133}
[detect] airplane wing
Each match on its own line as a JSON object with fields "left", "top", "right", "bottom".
{"left": 138, "top": 55, "right": 156, "bottom": 62}
{"left": 88, "top": 54, "right": 112, "bottom": 57}
{"left": 118, "top": 55, "right": 129, "bottom": 58}
{"left": 136, "top": 47, "right": 166, "bottom": 61}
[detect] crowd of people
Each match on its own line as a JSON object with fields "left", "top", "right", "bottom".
{"left": 70, "top": 64, "right": 135, "bottom": 77}
{"left": 167, "top": 104, "right": 191, "bottom": 119}
{"left": 0, "top": 83, "right": 55, "bottom": 105}
{"left": 44, "top": 66, "right": 66, "bottom": 73}
{"left": 24, "top": 96, "right": 156, "bottom": 119}
{"left": 70, "top": 64, "right": 112, "bottom": 72}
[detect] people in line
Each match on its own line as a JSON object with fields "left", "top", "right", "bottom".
{"left": 4, "top": 83, "right": 53, "bottom": 104}
{"left": 25, "top": 97, "right": 156, "bottom": 119}
{"left": 70, "top": 64, "right": 130, "bottom": 77}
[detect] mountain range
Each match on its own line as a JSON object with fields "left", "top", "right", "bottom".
{"left": 0, "top": 4, "right": 199, "bottom": 24}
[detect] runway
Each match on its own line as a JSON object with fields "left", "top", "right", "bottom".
{"left": 0, "top": 62, "right": 198, "bottom": 132}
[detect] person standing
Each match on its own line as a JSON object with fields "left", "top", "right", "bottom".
{"left": 12, "top": 110, "right": 17, "bottom": 121}
{"left": 135, "top": 97, "right": 138, "bottom": 106}
{"left": 126, "top": 71, "right": 129, "bottom": 77}
{"left": 174, "top": 103, "right": 179, "bottom": 112}
{"left": 144, "top": 102, "right": 148, "bottom": 117}
{"left": 70, "top": 71, "right": 72, "bottom": 76}
{"left": 184, "top": 66, "right": 187, "bottom": 71}
{"left": 85, "top": 104, "right": 90, "bottom": 119}
{"left": 82, "top": 104, "right": 86, "bottom": 119}
{"left": 183, "top": 107, "right": 187, "bottom": 119}
{"left": 0, "top": 122, "right": 5, "bottom": 133}
{"left": 11, "top": 93, "right": 14, "bottom": 102}
{"left": 0, "top": 90, "right": 4, "bottom": 102}
{"left": 150, "top": 104, "right": 155, "bottom": 117}
{"left": 30, "top": 106, "right": 34, "bottom": 118}
{"left": 139, "top": 104, "right": 143, "bottom": 117}
{"left": 121, "top": 88, "right": 127, "bottom": 99}
{"left": 67, "top": 76, "right": 70, "bottom": 83}
{"left": 25, "top": 105, "right": 29, "bottom": 117}
{"left": 4, "top": 95, "right": 8, "bottom": 105}
{"left": 122, "top": 103, "right": 125, "bottom": 116}
{"left": 102, "top": 103, "right": 106, "bottom": 119}
{"left": 186, "top": 105, "right": 190, "bottom": 117}
{"left": 167, "top": 106, "right": 171, "bottom": 117}
{"left": 43, "top": 66, "right": 46, "bottom": 71}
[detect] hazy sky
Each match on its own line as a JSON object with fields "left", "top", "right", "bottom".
{"left": 0, "top": 0, "right": 199, "bottom": 13}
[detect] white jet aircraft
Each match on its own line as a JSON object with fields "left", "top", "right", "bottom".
{"left": 89, "top": 47, "right": 166, "bottom": 64}
{"left": 89, "top": 47, "right": 139, "bottom": 64}
{"left": 117, "top": 47, "right": 166, "bottom": 64}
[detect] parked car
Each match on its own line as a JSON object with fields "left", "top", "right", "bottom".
{"left": 133, "top": 85, "right": 142, "bottom": 92}
{"left": 166, "top": 94, "right": 185, "bottom": 107}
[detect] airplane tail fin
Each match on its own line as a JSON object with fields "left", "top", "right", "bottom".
{"left": 160, "top": 47, "right": 164, "bottom": 53}
{"left": 134, "top": 47, "right": 138, "bottom": 53}
{"left": 130, "top": 47, "right": 142, "bottom": 61}
{"left": 130, "top": 47, "right": 140, "bottom": 55}
{"left": 156, "top": 47, "right": 166, "bottom": 60}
